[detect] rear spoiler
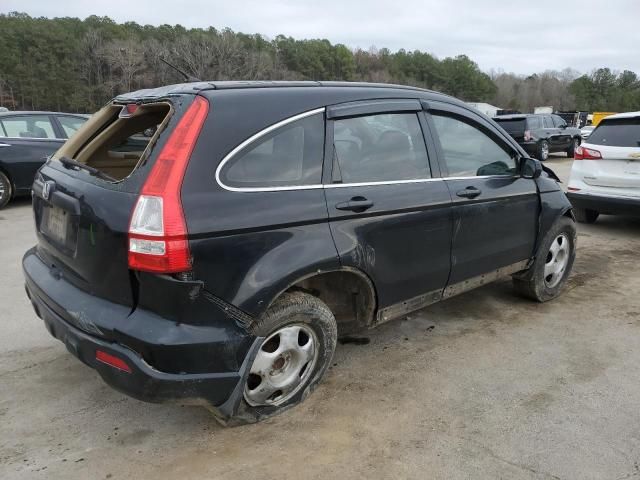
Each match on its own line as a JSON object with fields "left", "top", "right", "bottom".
{"left": 113, "top": 83, "right": 210, "bottom": 104}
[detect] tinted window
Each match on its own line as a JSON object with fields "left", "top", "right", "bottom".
{"left": 527, "top": 116, "right": 542, "bottom": 129}
{"left": 57, "top": 115, "right": 87, "bottom": 138}
{"left": 0, "top": 115, "right": 56, "bottom": 139}
{"left": 587, "top": 118, "right": 640, "bottom": 148}
{"left": 432, "top": 114, "right": 517, "bottom": 177}
{"left": 332, "top": 113, "right": 430, "bottom": 183}
{"left": 543, "top": 116, "right": 554, "bottom": 128}
{"left": 552, "top": 115, "right": 567, "bottom": 128}
{"left": 221, "top": 113, "right": 324, "bottom": 188}
{"left": 493, "top": 118, "right": 526, "bottom": 133}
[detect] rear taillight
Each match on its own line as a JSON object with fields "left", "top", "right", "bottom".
{"left": 128, "top": 96, "right": 209, "bottom": 273}
{"left": 574, "top": 145, "right": 602, "bottom": 160}
{"left": 524, "top": 130, "right": 532, "bottom": 141}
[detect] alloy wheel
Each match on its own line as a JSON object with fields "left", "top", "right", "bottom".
{"left": 541, "top": 142, "right": 549, "bottom": 160}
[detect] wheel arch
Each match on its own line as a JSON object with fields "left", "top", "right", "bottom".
{"left": 561, "top": 205, "right": 576, "bottom": 222}
{"left": 265, "top": 266, "right": 378, "bottom": 336}
{"left": 534, "top": 190, "right": 575, "bottom": 253}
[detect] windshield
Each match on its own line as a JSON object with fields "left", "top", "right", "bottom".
{"left": 494, "top": 118, "right": 526, "bottom": 133}
{"left": 587, "top": 118, "right": 640, "bottom": 147}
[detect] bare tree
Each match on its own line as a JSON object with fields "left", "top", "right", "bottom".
{"left": 100, "top": 38, "right": 145, "bottom": 93}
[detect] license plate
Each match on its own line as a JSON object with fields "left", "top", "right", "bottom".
{"left": 45, "top": 206, "right": 68, "bottom": 245}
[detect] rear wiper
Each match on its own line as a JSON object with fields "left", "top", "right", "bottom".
{"left": 58, "top": 156, "right": 115, "bottom": 182}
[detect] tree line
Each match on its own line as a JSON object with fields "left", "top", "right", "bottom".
{"left": 1, "top": 12, "right": 639, "bottom": 114}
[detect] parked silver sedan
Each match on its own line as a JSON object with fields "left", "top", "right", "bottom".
{"left": 580, "top": 125, "right": 595, "bottom": 139}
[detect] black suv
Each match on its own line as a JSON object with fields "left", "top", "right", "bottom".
{"left": 0, "top": 111, "right": 88, "bottom": 208}
{"left": 23, "top": 82, "right": 576, "bottom": 425}
{"left": 493, "top": 114, "right": 582, "bottom": 161}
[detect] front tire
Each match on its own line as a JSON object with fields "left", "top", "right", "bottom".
{"left": 574, "top": 207, "right": 599, "bottom": 224}
{"left": 513, "top": 216, "right": 576, "bottom": 302}
{"left": 230, "top": 291, "right": 337, "bottom": 425}
{"left": 537, "top": 140, "right": 550, "bottom": 161}
{"left": 0, "top": 171, "right": 12, "bottom": 209}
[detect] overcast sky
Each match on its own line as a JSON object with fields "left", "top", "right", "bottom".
{"left": 3, "top": 0, "right": 639, "bottom": 75}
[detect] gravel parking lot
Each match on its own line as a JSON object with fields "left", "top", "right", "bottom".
{"left": 2, "top": 156, "right": 640, "bottom": 480}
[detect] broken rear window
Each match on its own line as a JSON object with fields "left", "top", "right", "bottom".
{"left": 55, "top": 103, "right": 172, "bottom": 181}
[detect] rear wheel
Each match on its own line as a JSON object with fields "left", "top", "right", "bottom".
{"left": 574, "top": 207, "right": 599, "bottom": 224}
{"left": 566, "top": 137, "right": 580, "bottom": 158}
{"left": 229, "top": 291, "right": 337, "bottom": 425}
{"left": 0, "top": 171, "right": 12, "bottom": 209}
{"left": 537, "top": 140, "right": 549, "bottom": 161}
{"left": 513, "top": 216, "right": 576, "bottom": 302}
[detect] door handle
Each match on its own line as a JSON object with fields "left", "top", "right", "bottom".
{"left": 456, "top": 187, "right": 481, "bottom": 199}
{"left": 0, "top": 142, "right": 11, "bottom": 147}
{"left": 335, "top": 196, "right": 374, "bottom": 213}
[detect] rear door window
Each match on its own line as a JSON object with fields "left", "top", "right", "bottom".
{"left": 0, "top": 115, "right": 56, "bottom": 139}
{"left": 219, "top": 112, "right": 324, "bottom": 189}
{"left": 552, "top": 115, "right": 567, "bottom": 128}
{"left": 331, "top": 113, "right": 430, "bottom": 183}
{"left": 431, "top": 113, "right": 517, "bottom": 177}
{"left": 57, "top": 115, "right": 88, "bottom": 138}
{"left": 527, "top": 117, "right": 542, "bottom": 129}
{"left": 587, "top": 118, "right": 640, "bottom": 147}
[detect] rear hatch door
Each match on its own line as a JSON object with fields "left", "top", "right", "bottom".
{"left": 493, "top": 117, "right": 527, "bottom": 142}
{"left": 582, "top": 117, "right": 640, "bottom": 190}
{"left": 32, "top": 97, "right": 181, "bottom": 314}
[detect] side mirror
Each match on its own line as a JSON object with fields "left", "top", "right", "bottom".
{"left": 559, "top": 124, "right": 567, "bottom": 129}
{"left": 520, "top": 157, "right": 542, "bottom": 179}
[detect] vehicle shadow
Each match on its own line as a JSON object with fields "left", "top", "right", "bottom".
{"left": 579, "top": 214, "right": 640, "bottom": 236}
{"left": 3, "top": 196, "right": 32, "bottom": 210}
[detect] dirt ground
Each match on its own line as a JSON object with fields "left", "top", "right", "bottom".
{"left": 2, "top": 156, "right": 640, "bottom": 479}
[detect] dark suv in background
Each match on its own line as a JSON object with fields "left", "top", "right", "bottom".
{"left": 23, "top": 81, "right": 576, "bottom": 425}
{"left": 0, "top": 111, "right": 88, "bottom": 208}
{"left": 493, "top": 113, "right": 582, "bottom": 161}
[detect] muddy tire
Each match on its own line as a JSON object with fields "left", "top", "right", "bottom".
{"left": 574, "top": 207, "right": 599, "bottom": 224}
{"left": 0, "top": 171, "right": 12, "bottom": 209}
{"left": 227, "top": 291, "right": 337, "bottom": 425}
{"left": 513, "top": 216, "right": 576, "bottom": 302}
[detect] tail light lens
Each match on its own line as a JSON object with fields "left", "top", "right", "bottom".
{"left": 574, "top": 145, "right": 602, "bottom": 160}
{"left": 128, "top": 96, "right": 209, "bottom": 273}
{"left": 524, "top": 130, "right": 532, "bottom": 141}
{"left": 96, "top": 350, "right": 132, "bottom": 373}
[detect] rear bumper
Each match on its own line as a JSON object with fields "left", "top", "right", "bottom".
{"left": 520, "top": 141, "right": 538, "bottom": 156}
{"left": 567, "top": 192, "right": 640, "bottom": 216}
{"left": 23, "top": 248, "right": 262, "bottom": 419}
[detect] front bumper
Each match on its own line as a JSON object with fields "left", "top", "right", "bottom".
{"left": 567, "top": 192, "right": 640, "bottom": 216}
{"left": 23, "top": 248, "right": 262, "bottom": 419}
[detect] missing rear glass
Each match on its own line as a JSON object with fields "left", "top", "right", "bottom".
{"left": 54, "top": 102, "right": 172, "bottom": 182}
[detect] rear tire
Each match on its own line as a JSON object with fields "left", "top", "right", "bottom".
{"left": 0, "top": 171, "right": 12, "bottom": 209}
{"left": 226, "top": 291, "right": 337, "bottom": 425}
{"left": 574, "top": 207, "right": 599, "bottom": 224}
{"left": 513, "top": 216, "right": 576, "bottom": 302}
{"left": 537, "top": 140, "right": 549, "bottom": 161}
{"left": 566, "top": 137, "right": 580, "bottom": 158}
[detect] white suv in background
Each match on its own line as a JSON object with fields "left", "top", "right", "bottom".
{"left": 567, "top": 112, "right": 640, "bottom": 223}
